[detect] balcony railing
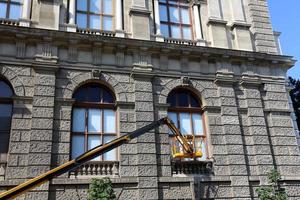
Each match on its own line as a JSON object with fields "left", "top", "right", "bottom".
{"left": 76, "top": 28, "right": 116, "bottom": 37}
{"left": 70, "top": 161, "right": 119, "bottom": 179}
{"left": 171, "top": 161, "right": 213, "bottom": 175}
{"left": 0, "top": 163, "right": 6, "bottom": 181}
{"left": 164, "top": 38, "right": 197, "bottom": 46}
{"left": 0, "top": 18, "right": 19, "bottom": 26}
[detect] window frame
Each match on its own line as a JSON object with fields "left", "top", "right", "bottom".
{"left": 0, "top": 0, "right": 23, "bottom": 20}
{"left": 71, "top": 83, "right": 118, "bottom": 162}
{"left": 75, "top": 0, "right": 115, "bottom": 31}
{"left": 167, "top": 89, "right": 208, "bottom": 161}
{"left": 159, "top": 0, "right": 194, "bottom": 40}
{"left": 0, "top": 79, "right": 13, "bottom": 164}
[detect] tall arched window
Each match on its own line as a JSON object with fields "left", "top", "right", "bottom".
{"left": 167, "top": 89, "right": 207, "bottom": 161}
{"left": 0, "top": 79, "right": 13, "bottom": 164}
{"left": 71, "top": 83, "right": 117, "bottom": 161}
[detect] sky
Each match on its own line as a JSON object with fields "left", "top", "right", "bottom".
{"left": 268, "top": 0, "right": 300, "bottom": 79}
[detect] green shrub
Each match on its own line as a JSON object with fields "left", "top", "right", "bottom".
{"left": 88, "top": 177, "right": 116, "bottom": 200}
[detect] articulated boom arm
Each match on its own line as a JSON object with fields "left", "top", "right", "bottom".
{"left": 0, "top": 117, "right": 193, "bottom": 200}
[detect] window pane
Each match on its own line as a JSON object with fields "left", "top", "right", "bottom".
{"left": 159, "top": 4, "right": 167, "bottom": 22}
{"left": 170, "top": 25, "right": 180, "bottom": 38}
{"left": 103, "top": 136, "right": 116, "bottom": 160}
{"left": 0, "top": 81, "right": 13, "bottom": 98}
{"left": 9, "top": 4, "right": 22, "bottom": 20}
{"left": 90, "top": 0, "right": 101, "bottom": 14}
{"left": 181, "top": 8, "right": 190, "bottom": 24}
{"left": 103, "top": 0, "right": 113, "bottom": 14}
{"left": 103, "top": 110, "right": 116, "bottom": 133}
{"left": 88, "top": 85, "right": 101, "bottom": 102}
{"left": 0, "top": 134, "right": 9, "bottom": 154}
{"left": 182, "top": 27, "right": 192, "bottom": 40}
{"left": 90, "top": 15, "right": 101, "bottom": 29}
{"left": 179, "top": 113, "right": 191, "bottom": 135}
{"left": 72, "top": 108, "right": 86, "bottom": 132}
{"left": 77, "top": 0, "right": 87, "bottom": 11}
{"left": 103, "top": 16, "right": 112, "bottom": 31}
{"left": 196, "top": 138, "right": 206, "bottom": 161}
{"left": 0, "top": 104, "right": 12, "bottom": 130}
{"left": 178, "top": 92, "right": 189, "bottom": 107}
{"left": 72, "top": 135, "right": 84, "bottom": 159}
{"left": 161, "top": 24, "right": 169, "bottom": 38}
{"left": 192, "top": 114, "right": 203, "bottom": 135}
{"left": 0, "top": 3, "right": 7, "bottom": 18}
{"left": 190, "top": 94, "right": 200, "bottom": 107}
{"left": 103, "top": 89, "right": 114, "bottom": 103}
{"left": 169, "top": 7, "right": 179, "bottom": 23}
{"left": 12, "top": 0, "right": 23, "bottom": 3}
{"left": 167, "top": 91, "right": 176, "bottom": 106}
{"left": 88, "top": 135, "right": 101, "bottom": 160}
{"left": 168, "top": 112, "right": 177, "bottom": 135}
{"left": 88, "top": 109, "right": 101, "bottom": 133}
{"left": 77, "top": 13, "right": 87, "bottom": 28}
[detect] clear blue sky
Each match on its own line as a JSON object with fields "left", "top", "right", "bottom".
{"left": 269, "top": 0, "right": 300, "bottom": 79}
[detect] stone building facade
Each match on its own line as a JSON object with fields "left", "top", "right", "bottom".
{"left": 0, "top": 0, "right": 299, "bottom": 199}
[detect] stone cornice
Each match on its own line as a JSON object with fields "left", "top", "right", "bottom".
{"left": 0, "top": 24, "right": 295, "bottom": 68}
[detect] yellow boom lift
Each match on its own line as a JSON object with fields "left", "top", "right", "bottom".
{"left": 0, "top": 117, "right": 202, "bottom": 199}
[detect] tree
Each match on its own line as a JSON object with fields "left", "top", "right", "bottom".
{"left": 255, "top": 169, "right": 288, "bottom": 200}
{"left": 88, "top": 178, "right": 116, "bottom": 200}
{"left": 288, "top": 77, "right": 300, "bottom": 129}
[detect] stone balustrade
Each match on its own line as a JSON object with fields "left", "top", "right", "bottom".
{"left": 171, "top": 161, "right": 213, "bottom": 175}
{"left": 0, "top": 163, "right": 6, "bottom": 181}
{"left": 164, "top": 38, "right": 197, "bottom": 46}
{"left": 70, "top": 161, "right": 119, "bottom": 179}
{"left": 0, "top": 18, "right": 19, "bottom": 26}
{"left": 76, "top": 28, "right": 116, "bottom": 37}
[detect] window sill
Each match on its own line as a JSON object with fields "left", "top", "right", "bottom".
{"left": 76, "top": 28, "right": 116, "bottom": 37}
{"left": 164, "top": 38, "right": 197, "bottom": 46}
{"left": 0, "top": 18, "right": 20, "bottom": 26}
{"left": 70, "top": 161, "right": 119, "bottom": 179}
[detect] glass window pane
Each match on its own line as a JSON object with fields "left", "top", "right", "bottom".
{"left": 0, "top": 81, "right": 13, "bottom": 98}
{"left": 192, "top": 114, "right": 203, "bottom": 135}
{"left": 196, "top": 138, "right": 206, "bottom": 161}
{"left": 182, "top": 27, "right": 192, "bottom": 40}
{"left": 88, "top": 109, "right": 101, "bottom": 133}
{"left": 90, "top": 15, "right": 101, "bottom": 29}
{"left": 88, "top": 135, "right": 101, "bottom": 160}
{"left": 103, "top": 0, "right": 113, "bottom": 14}
{"left": 90, "top": 0, "right": 101, "bottom": 14}
{"left": 190, "top": 94, "right": 200, "bottom": 107}
{"left": 103, "top": 89, "right": 114, "bottom": 103}
{"left": 88, "top": 85, "right": 101, "bottom": 102}
{"left": 9, "top": 4, "right": 22, "bottom": 20}
{"left": 0, "top": 104, "right": 12, "bottom": 130}
{"left": 167, "top": 91, "right": 176, "bottom": 106}
{"left": 12, "top": 0, "right": 23, "bottom": 3}
{"left": 178, "top": 92, "right": 189, "bottom": 107}
{"left": 161, "top": 24, "right": 169, "bottom": 38}
{"left": 171, "top": 25, "right": 180, "bottom": 39}
{"left": 104, "top": 110, "right": 116, "bottom": 133}
{"left": 168, "top": 112, "right": 177, "bottom": 135}
{"left": 103, "top": 16, "right": 112, "bottom": 31}
{"left": 77, "top": 0, "right": 87, "bottom": 11}
{"left": 103, "top": 136, "right": 117, "bottom": 160}
{"left": 72, "top": 135, "right": 84, "bottom": 159}
{"left": 0, "top": 3, "right": 7, "bottom": 18}
{"left": 181, "top": 8, "right": 190, "bottom": 24}
{"left": 76, "top": 13, "right": 87, "bottom": 28}
{"left": 179, "top": 113, "right": 191, "bottom": 135}
{"left": 159, "top": 5, "right": 167, "bottom": 22}
{"left": 169, "top": 7, "right": 179, "bottom": 23}
{"left": 72, "top": 108, "right": 86, "bottom": 132}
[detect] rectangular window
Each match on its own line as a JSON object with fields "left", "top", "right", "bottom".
{"left": 159, "top": 0, "right": 193, "bottom": 40}
{"left": 76, "top": 0, "right": 114, "bottom": 31}
{"left": 0, "top": 0, "right": 23, "bottom": 20}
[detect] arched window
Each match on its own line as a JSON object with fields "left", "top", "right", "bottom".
{"left": 76, "top": 0, "right": 114, "bottom": 31}
{"left": 0, "top": 79, "right": 13, "bottom": 163}
{"left": 159, "top": 0, "right": 193, "bottom": 40}
{"left": 0, "top": 0, "right": 23, "bottom": 20}
{"left": 167, "top": 89, "right": 207, "bottom": 161}
{"left": 71, "top": 83, "right": 117, "bottom": 161}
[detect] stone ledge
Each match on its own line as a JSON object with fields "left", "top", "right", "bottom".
{"left": 159, "top": 176, "right": 231, "bottom": 183}
{"left": 51, "top": 177, "right": 138, "bottom": 185}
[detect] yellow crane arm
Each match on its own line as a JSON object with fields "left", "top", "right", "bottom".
{"left": 0, "top": 117, "right": 193, "bottom": 200}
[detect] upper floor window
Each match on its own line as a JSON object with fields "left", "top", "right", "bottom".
{"left": 76, "top": 0, "right": 113, "bottom": 31}
{"left": 71, "top": 83, "right": 117, "bottom": 161}
{"left": 0, "top": 79, "right": 13, "bottom": 163}
{"left": 0, "top": 0, "right": 22, "bottom": 20}
{"left": 167, "top": 89, "right": 207, "bottom": 161}
{"left": 159, "top": 0, "right": 192, "bottom": 40}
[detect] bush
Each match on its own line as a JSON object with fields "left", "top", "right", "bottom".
{"left": 88, "top": 177, "right": 116, "bottom": 200}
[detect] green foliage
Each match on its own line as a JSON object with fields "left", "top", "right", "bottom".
{"left": 88, "top": 177, "right": 116, "bottom": 200}
{"left": 289, "top": 77, "right": 300, "bottom": 129}
{"left": 255, "top": 169, "right": 288, "bottom": 200}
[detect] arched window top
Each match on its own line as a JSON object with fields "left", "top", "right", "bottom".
{"left": 73, "top": 83, "right": 115, "bottom": 104}
{"left": 0, "top": 80, "right": 13, "bottom": 98}
{"left": 167, "top": 89, "right": 200, "bottom": 108}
